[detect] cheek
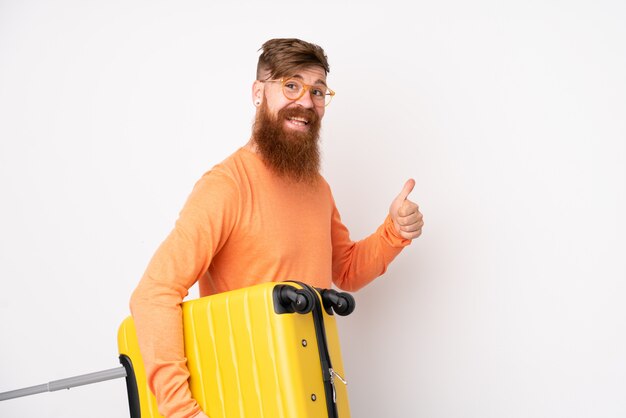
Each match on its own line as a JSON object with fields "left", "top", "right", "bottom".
{"left": 267, "top": 87, "right": 290, "bottom": 106}
{"left": 266, "top": 98, "right": 290, "bottom": 116}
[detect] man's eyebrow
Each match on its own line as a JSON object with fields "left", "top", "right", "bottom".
{"left": 291, "top": 74, "right": 328, "bottom": 87}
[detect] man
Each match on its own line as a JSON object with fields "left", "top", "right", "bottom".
{"left": 130, "top": 38, "right": 424, "bottom": 418}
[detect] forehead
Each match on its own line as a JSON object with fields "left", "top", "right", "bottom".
{"left": 287, "top": 66, "right": 328, "bottom": 86}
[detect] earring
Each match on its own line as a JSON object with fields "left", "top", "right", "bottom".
{"left": 255, "top": 100, "right": 261, "bottom": 106}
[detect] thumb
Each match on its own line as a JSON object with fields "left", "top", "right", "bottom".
{"left": 396, "top": 178, "right": 415, "bottom": 201}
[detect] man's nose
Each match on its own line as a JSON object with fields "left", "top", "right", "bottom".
{"left": 294, "top": 87, "right": 315, "bottom": 108}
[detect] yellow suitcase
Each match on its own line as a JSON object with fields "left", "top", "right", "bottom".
{"left": 0, "top": 282, "right": 354, "bottom": 418}
{"left": 118, "top": 281, "right": 354, "bottom": 418}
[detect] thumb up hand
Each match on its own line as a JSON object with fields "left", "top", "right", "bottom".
{"left": 389, "top": 179, "right": 424, "bottom": 240}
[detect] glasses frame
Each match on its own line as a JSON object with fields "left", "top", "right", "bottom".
{"left": 261, "top": 78, "right": 335, "bottom": 107}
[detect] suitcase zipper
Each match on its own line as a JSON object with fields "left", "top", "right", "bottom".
{"left": 329, "top": 368, "right": 347, "bottom": 403}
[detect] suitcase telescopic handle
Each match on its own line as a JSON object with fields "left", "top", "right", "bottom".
{"left": 0, "top": 366, "right": 127, "bottom": 402}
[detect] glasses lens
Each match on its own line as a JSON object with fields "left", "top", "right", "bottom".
{"left": 282, "top": 79, "right": 303, "bottom": 100}
{"left": 324, "top": 91, "right": 333, "bottom": 106}
{"left": 309, "top": 86, "right": 328, "bottom": 106}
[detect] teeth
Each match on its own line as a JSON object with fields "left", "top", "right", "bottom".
{"left": 289, "top": 117, "right": 308, "bottom": 124}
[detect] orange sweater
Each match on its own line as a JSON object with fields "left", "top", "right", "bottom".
{"left": 130, "top": 147, "right": 411, "bottom": 418}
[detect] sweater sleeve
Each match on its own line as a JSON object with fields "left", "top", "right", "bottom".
{"left": 330, "top": 201, "right": 412, "bottom": 292}
{"left": 129, "top": 171, "right": 239, "bottom": 418}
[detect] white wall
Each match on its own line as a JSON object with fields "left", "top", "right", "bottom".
{"left": 1, "top": 1, "right": 624, "bottom": 417}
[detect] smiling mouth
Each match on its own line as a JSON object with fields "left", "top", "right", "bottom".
{"left": 287, "top": 116, "right": 310, "bottom": 126}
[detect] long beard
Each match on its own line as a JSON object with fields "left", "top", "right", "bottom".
{"left": 252, "top": 101, "right": 322, "bottom": 184}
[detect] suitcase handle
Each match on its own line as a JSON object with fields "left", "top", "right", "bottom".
{"left": 0, "top": 366, "right": 127, "bottom": 402}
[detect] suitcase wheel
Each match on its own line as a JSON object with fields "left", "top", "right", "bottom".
{"left": 273, "top": 285, "right": 315, "bottom": 314}
{"left": 320, "top": 289, "right": 356, "bottom": 316}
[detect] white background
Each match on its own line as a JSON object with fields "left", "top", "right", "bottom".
{"left": 1, "top": 1, "right": 625, "bottom": 417}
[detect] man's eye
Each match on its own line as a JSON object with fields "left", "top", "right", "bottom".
{"left": 284, "top": 82, "right": 300, "bottom": 91}
{"left": 311, "top": 88, "right": 325, "bottom": 97}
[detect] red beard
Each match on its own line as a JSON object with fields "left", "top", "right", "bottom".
{"left": 252, "top": 101, "right": 322, "bottom": 184}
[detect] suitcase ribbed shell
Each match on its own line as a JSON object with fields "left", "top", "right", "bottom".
{"left": 117, "top": 282, "right": 350, "bottom": 418}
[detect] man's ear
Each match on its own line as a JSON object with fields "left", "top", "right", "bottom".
{"left": 252, "top": 80, "right": 264, "bottom": 107}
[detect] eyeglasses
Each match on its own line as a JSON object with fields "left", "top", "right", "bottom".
{"left": 261, "top": 78, "right": 335, "bottom": 107}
